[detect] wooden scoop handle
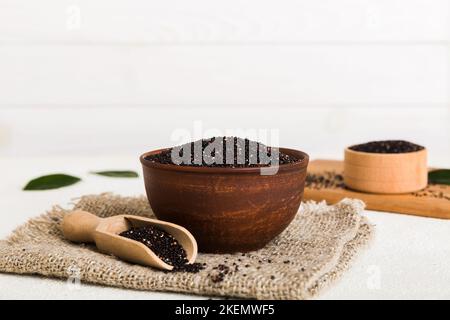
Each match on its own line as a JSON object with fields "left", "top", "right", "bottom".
{"left": 61, "top": 210, "right": 101, "bottom": 243}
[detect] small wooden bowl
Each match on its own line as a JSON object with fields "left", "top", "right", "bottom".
{"left": 140, "top": 148, "right": 309, "bottom": 253}
{"left": 344, "top": 147, "right": 427, "bottom": 194}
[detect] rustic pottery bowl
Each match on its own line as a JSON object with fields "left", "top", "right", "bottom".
{"left": 140, "top": 148, "right": 309, "bottom": 253}
{"left": 344, "top": 147, "right": 427, "bottom": 194}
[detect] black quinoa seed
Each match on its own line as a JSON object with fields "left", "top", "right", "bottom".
{"left": 306, "top": 171, "right": 345, "bottom": 190}
{"left": 210, "top": 264, "right": 231, "bottom": 283}
{"left": 349, "top": 140, "right": 424, "bottom": 154}
{"left": 120, "top": 226, "right": 204, "bottom": 273}
{"left": 145, "top": 137, "right": 301, "bottom": 167}
{"left": 211, "top": 273, "right": 225, "bottom": 283}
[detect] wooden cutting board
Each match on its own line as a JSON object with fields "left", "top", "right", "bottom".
{"left": 303, "top": 160, "right": 450, "bottom": 219}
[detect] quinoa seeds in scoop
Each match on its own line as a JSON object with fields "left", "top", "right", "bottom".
{"left": 119, "top": 226, "right": 203, "bottom": 273}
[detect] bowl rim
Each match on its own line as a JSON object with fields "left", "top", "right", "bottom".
{"left": 345, "top": 146, "right": 427, "bottom": 158}
{"left": 140, "top": 147, "right": 309, "bottom": 174}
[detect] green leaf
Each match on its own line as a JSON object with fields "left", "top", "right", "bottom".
{"left": 90, "top": 170, "right": 139, "bottom": 178}
{"left": 428, "top": 169, "right": 450, "bottom": 185}
{"left": 23, "top": 174, "right": 81, "bottom": 190}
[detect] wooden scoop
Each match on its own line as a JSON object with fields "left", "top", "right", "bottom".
{"left": 61, "top": 210, "right": 198, "bottom": 271}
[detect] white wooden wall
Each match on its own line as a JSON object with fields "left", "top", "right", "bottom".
{"left": 0, "top": 1, "right": 449, "bottom": 164}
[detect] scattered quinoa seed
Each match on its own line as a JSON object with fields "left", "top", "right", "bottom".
{"left": 306, "top": 171, "right": 345, "bottom": 190}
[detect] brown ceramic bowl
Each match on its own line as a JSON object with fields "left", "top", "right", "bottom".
{"left": 140, "top": 148, "right": 309, "bottom": 253}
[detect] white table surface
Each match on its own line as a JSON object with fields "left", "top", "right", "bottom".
{"left": 1, "top": 156, "right": 449, "bottom": 300}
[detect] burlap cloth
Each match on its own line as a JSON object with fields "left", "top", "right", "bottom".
{"left": 0, "top": 194, "right": 372, "bottom": 299}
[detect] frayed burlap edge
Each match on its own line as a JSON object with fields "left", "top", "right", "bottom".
{"left": 0, "top": 193, "right": 373, "bottom": 299}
